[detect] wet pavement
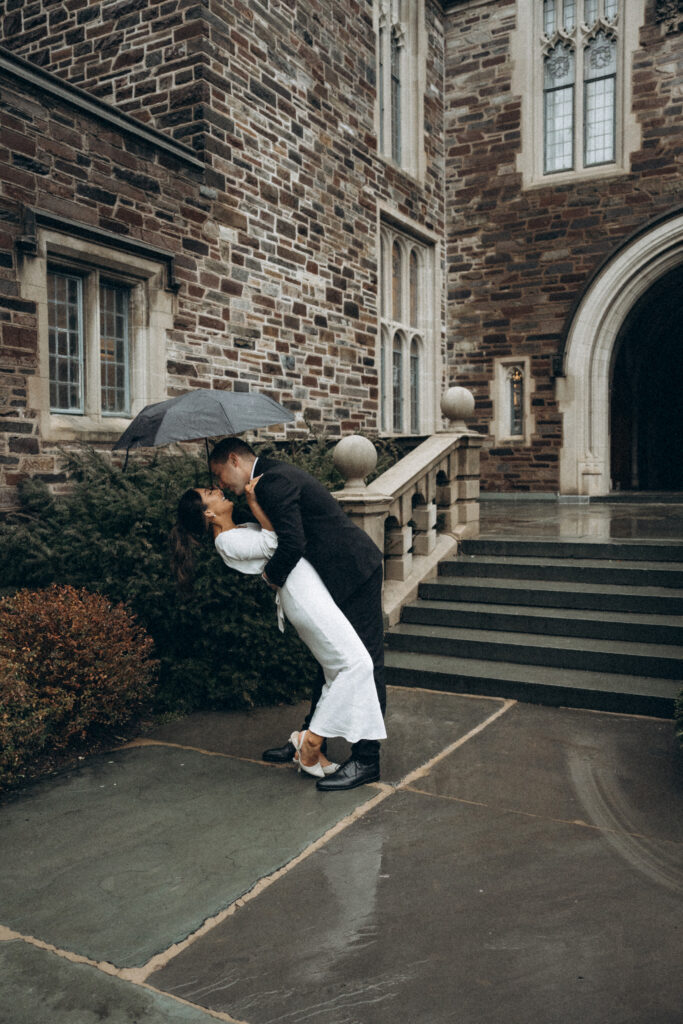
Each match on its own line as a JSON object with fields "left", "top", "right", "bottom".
{"left": 2, "top": 685, "right": 682, "bottom": 1024}
{"left": 479, "top": 497, "right": 683, "bottom": 542}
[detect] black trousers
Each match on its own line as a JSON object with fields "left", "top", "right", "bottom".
{"left": 302, "top": 564, "right": 386, "bottom": 763}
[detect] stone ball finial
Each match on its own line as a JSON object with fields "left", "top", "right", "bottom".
{"left": 441, "top": 386, "right": 475, "bottom": 431}
{"left": 333, "top": 434, "right": 378, "bottom": 489}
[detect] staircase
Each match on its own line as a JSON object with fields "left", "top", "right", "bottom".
{"left": 385, "top": 538, "right": 683, "bottom": 718}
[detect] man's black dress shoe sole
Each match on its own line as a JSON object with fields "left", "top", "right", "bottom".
{"left": 261, "top": 740, "right": 296, "bottom": 763}
{"left": 316, "top": 758, "right": 380, "bottom": 791}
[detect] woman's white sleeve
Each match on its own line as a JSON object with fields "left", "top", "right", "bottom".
{"left": 214, "top": 527, "right": 278, "bottom": 575}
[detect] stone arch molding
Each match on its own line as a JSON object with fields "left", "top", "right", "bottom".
{"left": 558, "top": 210, "right": 683, "bottom": 495}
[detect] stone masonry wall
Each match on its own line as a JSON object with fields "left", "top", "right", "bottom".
{"left": 0, "top": 1, "right": 447, "bottom": 507}
{"left": 444, "top": 0, "right": 683, "bottom": 492}
{"left": 0, "top": 64, "right": 206, "bottom": 506}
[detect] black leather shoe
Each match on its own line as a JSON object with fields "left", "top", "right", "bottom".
{"left": 261, "top": 740, "right": 296, "bottom": 763}
{"left": 315, "top": 758, "right": 380, "bottom": 791}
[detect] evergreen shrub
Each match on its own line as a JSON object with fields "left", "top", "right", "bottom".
{"left": 0, "top": 434, "right": 398, "bottom": 715}
{"left": 0, "top": 585, "right": 158, "bottom": 788}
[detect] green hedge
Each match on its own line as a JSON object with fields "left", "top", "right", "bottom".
{"left": 0, "top": 435, "right": 399, "bottom": 717}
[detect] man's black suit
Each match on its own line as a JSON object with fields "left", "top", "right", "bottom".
{"left": 236, "top": 457, "right": 386, "bottom": 761}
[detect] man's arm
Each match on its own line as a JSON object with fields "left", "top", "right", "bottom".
{"left": 257, "top": 472, "right": 306, "bottom": 587}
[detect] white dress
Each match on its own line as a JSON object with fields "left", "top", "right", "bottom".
{"left": 214, "top": 524, "right": 386, "bottom": 744}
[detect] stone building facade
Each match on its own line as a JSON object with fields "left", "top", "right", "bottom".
{"left": 0, "top": 0, "right": 681, "bottom": 509}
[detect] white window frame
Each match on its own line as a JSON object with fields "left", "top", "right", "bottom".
{"left": 512, "top": 0, "right": 643, "bottom": 188}
{"left": 491, "top": 356, "right": 535, "bottom": 446}
{"left": 20, "top": 228, "right": 172, "bottom": 442}
{"left": 374, "top": 0, "right": 426, "bottom": 180}
{"left": 378, "top": 213, "right": 440, "bottom": 436}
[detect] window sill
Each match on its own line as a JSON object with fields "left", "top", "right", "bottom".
{"left": 41, "top": 412, "right": 133, "bottom": 444}
{"left": 521, "top": 165, "right": 630, "bottom": 190}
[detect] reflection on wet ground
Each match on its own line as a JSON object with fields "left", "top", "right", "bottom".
{"left": 479, "top": 499, "right": 683, "bottom": 542}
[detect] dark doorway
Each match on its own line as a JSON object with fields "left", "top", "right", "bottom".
{"left": 610, "top": 264, "right": 683, "bottom": 492}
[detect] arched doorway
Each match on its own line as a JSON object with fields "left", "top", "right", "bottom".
{"left": 558, "top": 209, "right": 683, "bottom": 496}
{"left": 610, "top": 265, "right": 683, "bottom": 492}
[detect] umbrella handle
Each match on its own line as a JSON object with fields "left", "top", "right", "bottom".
{"left": 205, "top": 437, "right": 211, "bottom": 486}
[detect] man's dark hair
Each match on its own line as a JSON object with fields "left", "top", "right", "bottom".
{"left": 209, "top": 437, "right": 255, "bottom": 465}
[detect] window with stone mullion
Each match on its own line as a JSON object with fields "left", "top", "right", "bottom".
{"left": 380, "top": 228, "right": 425, "bottom": 434}
{"left": 541, "top": 0, "right": 619, "bottom": 175}
{"left": 48, "top": 268, "right": 131, "bottom": 417}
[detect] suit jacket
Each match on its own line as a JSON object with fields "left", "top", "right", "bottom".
{"left": 235, "top": 457, "right": 382, "bottom": 605}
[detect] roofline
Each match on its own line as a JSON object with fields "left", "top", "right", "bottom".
{"left": 0, "top": 47, "right": 204, "bottom": 172}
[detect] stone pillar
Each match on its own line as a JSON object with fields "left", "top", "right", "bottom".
{"left": 438, "top": 387, "right": 483, "bottom": 538}
{"left": 332, "top": 435, "right": 391, "bottom": 552}
{"left": 411, "top": 501, "right": 437, "bottom": 555}
{"left": 384, "top": 522, "right": 413, "bottom": 581}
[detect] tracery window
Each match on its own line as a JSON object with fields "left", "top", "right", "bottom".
{"left": 379, "top": 224, "right": 433, "bottom": 434}
{"left": 374, "top": 0, "right": 424, "bottom": 178}
{"left": 542, "top": 0, "right": 620, "bottom": 174}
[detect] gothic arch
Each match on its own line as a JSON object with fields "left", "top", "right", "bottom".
{"left": 558, "top": 209, "right": 683, "bottom": 495}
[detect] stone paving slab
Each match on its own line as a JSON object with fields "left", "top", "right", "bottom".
{"left": 414, "top": 703, "right": 683, "bottom": 844}
{"left": 0, "top": 745, "right": 376, "bottom": 969}
{"left": 0, "top": 941, "right": 217, "bottom": 1024}
{"left": 149, "top": 786, "right": 683, "bottom": 1024}
{"left": 145, "top": 685, "right": 501, "bottom": 783}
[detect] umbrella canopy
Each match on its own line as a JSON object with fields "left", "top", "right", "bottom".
{"left": 113, "top": 389, "right": 295, "bottom": 451}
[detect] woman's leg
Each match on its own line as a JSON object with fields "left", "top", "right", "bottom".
{"left": 297, "top": 729, "right": 332, "bottom": 768}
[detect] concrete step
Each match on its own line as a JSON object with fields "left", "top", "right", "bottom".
{"left": 400, "top": 599, "right": 683, "bottom": 646}
{"left": 384, "top": 650, "right": 678, "bottom": 718}
{"left": 461, "top": 538, "right": 683, "bottom": 562}
{"left": 419, "top": 577, "right": 683, "bottom": 615}
{"left": 440, "top": 554, "right": 683, "bottom": 588}
{"left": 386, "top": 622, "right": 683, "bottom": 679}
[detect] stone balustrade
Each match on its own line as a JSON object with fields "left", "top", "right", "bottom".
{"left": 333, "top": 388, "right": 484, "bottom": 625}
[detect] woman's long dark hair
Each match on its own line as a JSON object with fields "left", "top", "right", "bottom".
{"left": 170, "top": 488, "right": 208, "bottom": 590}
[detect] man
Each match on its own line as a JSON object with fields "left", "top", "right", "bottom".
{"left": 209, "top": 437, "right": 385, "bottom": 791}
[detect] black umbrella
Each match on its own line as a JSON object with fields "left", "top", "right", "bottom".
{"left": 113, "top": 388, "right": 295, "bottom": 474}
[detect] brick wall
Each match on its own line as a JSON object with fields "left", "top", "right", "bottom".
{"left": 444, "top": 0, "right": 683, "bottom": 492}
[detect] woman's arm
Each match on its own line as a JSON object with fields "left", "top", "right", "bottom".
{"left": 214, "top": 525, "right": 277, "bottom": 573}
{"left": 244, "top": 476, "right": 275, "bottom": 532}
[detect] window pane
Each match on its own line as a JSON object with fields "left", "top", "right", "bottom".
{"left": 562, "top": 0, "right": 576, "bottom": 30}
{"left": 583, "top": 0, "right": 598, "bottom": 25}
{"left": 410, "top": 337, "right": 420, "bottom": 433}
{"left": 604, "top": 0, "right": 618, "bottom": 19}
{"left": 378, "top": 26, "right": 385, "bottom": 154}
{"left": 48, "top": 271, "right": 83, "bottom": 412}
{"left": 409, "top": 249, "right": 418, "bottom": 326}
{"left": 391, "top": 28, "right": 401, "bottom": 164}
{"left": 584, "top": 32, "right": 617, "bottom": 80}
{"left": 392, "top": 242, "right": 402, "bottom": 321}
{"left": 584, "top": 33, "right": 616, "bottom": 165}
{"left": 100, "top": 282, "right": 130, "bottom": 415}
{"left": 380, "top": 328, "right": 388, "bottom": 431}
{"left": 544, "top": 85, "right": 574, "bottom": 171}
{"left": 392, "top": 334, "right": 403, "bottom": 432}
{"left": 585, "top": 77, "right": 615, "bottom": 164}
{"left": 508, "top": 367, "right": 524, "bottom": 436}
{"left": 543, "top": 0, "right": 556, "bottom": 35}
{"left": 544, "top": 44, "right": 575, "bottom": 90}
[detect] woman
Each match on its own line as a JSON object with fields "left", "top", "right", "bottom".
{"left": 171, "top": 478, "right": 386, "bottom": 779}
